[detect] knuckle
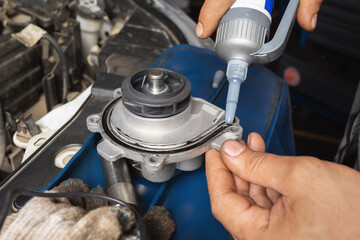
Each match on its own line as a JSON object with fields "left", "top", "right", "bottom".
{"left": 295, "top": 156, "right": 321, "bottom": 172}
{"left": 243, "top": 152, "right": 268, "bottom": 178}
{"left": 210, "top": 197, "right": 220, "bottom": 218}
{"left": 277, "top": 158, "right": 300, "bottom": 183}
{"left": 210, "top": 195, "right": 230, "bottom": 221}
{"left": 291, "top": 156, "right": 325, "bottom": 182}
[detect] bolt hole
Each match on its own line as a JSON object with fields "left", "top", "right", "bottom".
{"left": 13, "top": 189, "right": 38, "bottom": 211}
{"left": 54, "top": 145, "right": 82, "bottom": 169}
{"left": 90, "top": 116, "right": 100, "bottom": 123}
{"left": 114, "top": 88, "right": 122, "bottom": 97}
{"left": 230, "top": 126, "right": 238, "bottom": 132}
{"left": 149, "top": 155, "right": 159, "bottom": 163}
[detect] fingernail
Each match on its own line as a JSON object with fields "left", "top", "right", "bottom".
{"left": 223, "top": 140, "right": 246, "bottom": 157}
{"left": 196, "top": 22, "right": 203, "bottom": 38}
{"left": 311, "top": 14, "right": 317, "bottom": 29}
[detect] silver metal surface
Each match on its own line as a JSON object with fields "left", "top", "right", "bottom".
{"left": 100, "top": 152, "right": 137, "bottom": 204}
{"left": 107, "top": 182, "right": 137, "bottom": 205}
{"left": 145, "top": 69, "right": 168, "bottom": 95}
{"left": 110, "top": 98, "right": 230, "bottom": 147}
{"left": 148, "top": 70, "right": 165, "bottom": 92}
{"left": 87, "top": 92, "right": 243, "bottom": 182}
{"left": 148, "top": 69, "right": 164, "bottom": 80}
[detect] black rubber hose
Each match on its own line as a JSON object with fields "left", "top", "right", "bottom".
{"left": 0, "top": 103, "right": 6, "bottom": 170}
{"left": 43, "top": 33, "right": 70, "bottom": 103}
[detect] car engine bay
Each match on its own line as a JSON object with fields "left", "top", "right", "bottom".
{"left": 2, "top": 0, "right": 346, "bottom": 238}
{"left": 0, "top": 0, "right": 215, "bottom": 178}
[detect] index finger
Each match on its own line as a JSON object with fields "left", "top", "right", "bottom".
{"left": 205, "top": 149, "right": 269, "bottom": 237}
{"left": 297, "top": 0, "right": 323, "bottom": 31}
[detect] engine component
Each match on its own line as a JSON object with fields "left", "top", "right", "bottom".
{"left": 87, "top": 68, "right": 243, "bottom": 183}
{"left": 121, "top": 68, "right": 191, "bottom": 118}
{"left": 53, "top": 145, "right": 82, "bottom": 169}
{"left": 76, "top": 0, "right": 106, "bottom": 61}
{"left": 212, "top": 70, "right": 225, "bottom": 89}
{"left": 0, "top": 104, "right": 6, "bottom": 170}
{"left": 100, "top": 157, "right": 137, "bottom": 205}
{"left": 12, "top": 23, "right": 74, "bottom": 105}
{"left": 0, "top": 0, "right": 201, "bottom": 184}
{"left": 0, "top": 35, "right": 42, "bottom": 115}
{"left": 42, "top": 19, "right": 83, "bottom": 107}
{"left": 15, "top": 114, "right": 40, "bottom": 137}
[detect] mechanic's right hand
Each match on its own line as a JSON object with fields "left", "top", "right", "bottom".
{"left": 196, "top": 0, "right": 323, "bottom": 39}
{"left": 206, "top": 133, "right": 360, "bottom": 239}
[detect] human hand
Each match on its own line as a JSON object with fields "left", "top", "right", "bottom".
{"left": 196, "top": 0, "right": 323, "bottom": 38}
{"left": 206, "top": 132, "right": 360, "bottom": 240}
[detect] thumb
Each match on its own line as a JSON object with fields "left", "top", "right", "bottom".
{"left": 220, "top": 140, "right": 298, "bottom": 195}
{"left": 297, "top": 0, "right": 323, "bottom": 31}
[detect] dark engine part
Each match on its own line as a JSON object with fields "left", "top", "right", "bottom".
{"left": 0, "top": 36, "right": 42, "bottom": 115}
{"left": 122, "top": 68, "right": 191, "bottom": 118}
{"left": 277, "top": 0, "right": 360, "bottom": 120}
{"left": 41, "top": 19, "right": 83, "bottom": 109}
{"left": 0, "top": 104, "right": 5, "bottom": 170}
{"left": 0, "top": 1, "right": 83, "bottom": 113}
{"left": 97, "top": 0, "right": 187, "bottom": 78}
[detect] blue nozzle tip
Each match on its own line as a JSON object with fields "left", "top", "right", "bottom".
{"left": 225, "top": 102, "right": 236, "bottom": 124}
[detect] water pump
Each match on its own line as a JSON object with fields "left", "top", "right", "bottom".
{"left": 87, "top": 68, "right": 242, "bottom": 202}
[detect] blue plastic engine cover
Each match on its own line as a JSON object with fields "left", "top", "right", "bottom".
{"left": 45, "top": 45, "right": 295, "bottom": 239}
